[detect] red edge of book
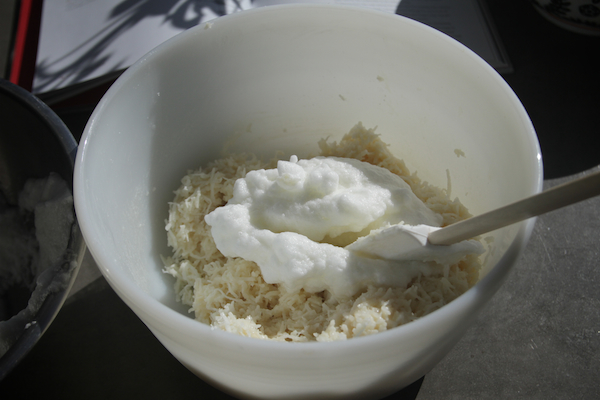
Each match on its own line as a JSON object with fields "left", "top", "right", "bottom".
{"left": 9, "top": 0, "right": 43, "bottom": 92}
{"left": 8, "top": 0, "right": 114, "bottom": 109}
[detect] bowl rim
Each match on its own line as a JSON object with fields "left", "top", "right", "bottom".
{"left": 74, "top": 3, "right": 543, "bottom": 354}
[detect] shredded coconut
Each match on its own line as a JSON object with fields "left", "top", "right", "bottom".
{"left": 163, "top": 123, "right": 481, "bottom": 342}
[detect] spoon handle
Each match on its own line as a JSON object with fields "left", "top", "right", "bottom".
{"left": 428, "top": 168, "right": 600, "bottom": 246}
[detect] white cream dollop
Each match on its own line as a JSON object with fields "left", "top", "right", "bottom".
{"left": 205, "top": 156, "right": 482, "bottom": 298}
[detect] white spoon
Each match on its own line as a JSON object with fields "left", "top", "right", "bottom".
{"left": 347, "top": 168, "right": 600, "bottom": 260}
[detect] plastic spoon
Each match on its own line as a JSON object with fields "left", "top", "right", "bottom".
{"left": 347, "top": 168, "right": 600, "bottom": 260}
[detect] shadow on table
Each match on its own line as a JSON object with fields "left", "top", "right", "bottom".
{"left": 35, "top": 0, "right": 247, "bottom": 93}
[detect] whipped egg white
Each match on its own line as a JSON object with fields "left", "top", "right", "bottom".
{"left": 205, "top": 156, "right": 483, "bottom": 298}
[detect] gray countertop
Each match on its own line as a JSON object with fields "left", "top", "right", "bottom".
{"left": 1, "top": 0, "right": 599, "bottom": 399}
{"left": 418, "top": 169, "right": 600, "bottom": 399}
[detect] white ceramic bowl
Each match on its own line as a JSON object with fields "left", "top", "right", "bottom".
{"left": 74, "top": 5, "right": 542, "bottom": 399}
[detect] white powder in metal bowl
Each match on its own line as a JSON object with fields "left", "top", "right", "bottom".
{"left": 0, "top": 173, "right": 75, "bottom": 356}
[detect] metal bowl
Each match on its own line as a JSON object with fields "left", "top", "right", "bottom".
{"left": 0, "top": 78, "right": 85, "bottom": 380}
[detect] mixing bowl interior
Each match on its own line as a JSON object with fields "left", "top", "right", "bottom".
{"left": 78, "top": 6, "right": 540, "bottom": 311}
